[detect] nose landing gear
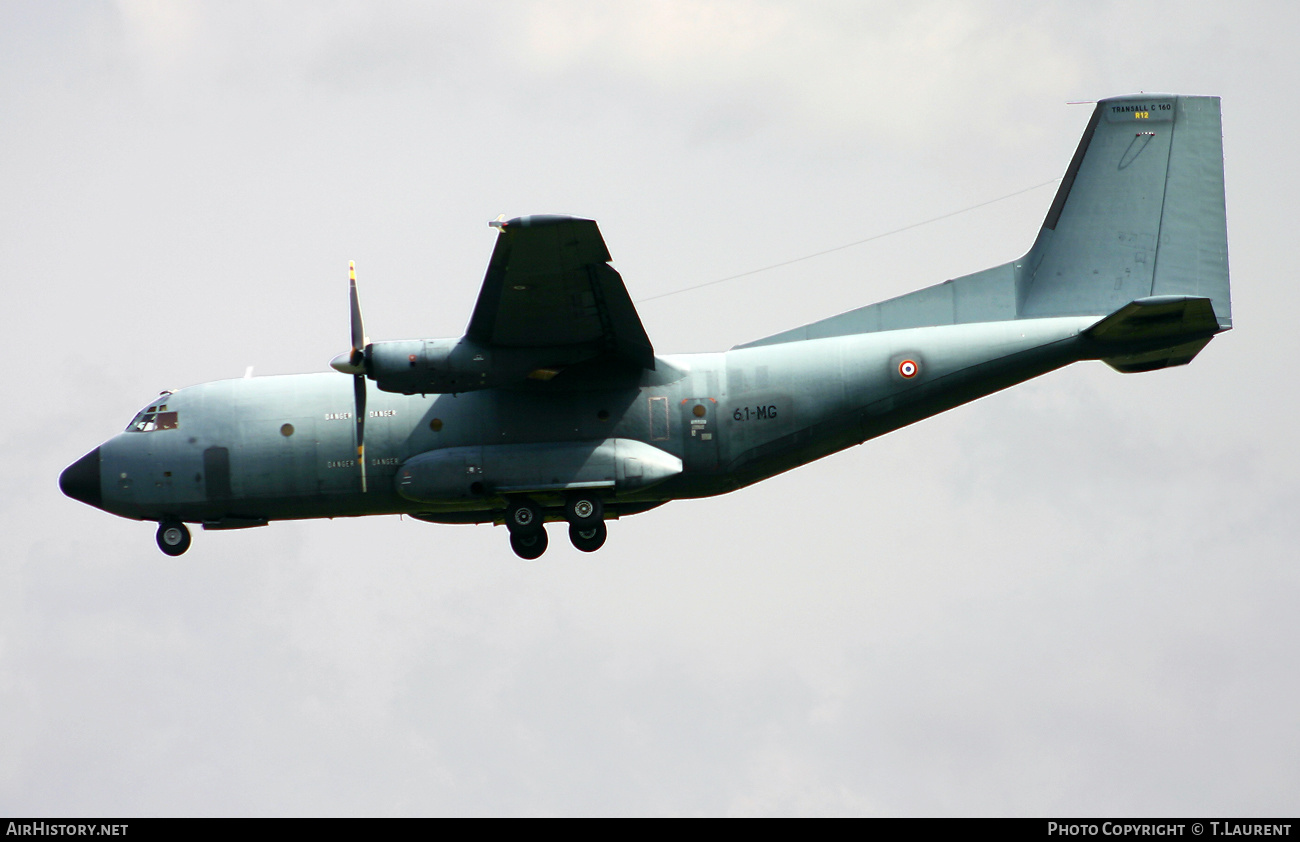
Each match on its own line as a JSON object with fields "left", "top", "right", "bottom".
{"left": 156, "top": 521, "right": 191, "bottom": 556}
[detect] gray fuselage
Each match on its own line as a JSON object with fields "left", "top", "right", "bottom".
{"left": 86, "top": 316, "right": 1095, "bottom": 527}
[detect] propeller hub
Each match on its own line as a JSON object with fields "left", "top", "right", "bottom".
{"left": 330, "top": 352, "right": 365, "bottom": 375}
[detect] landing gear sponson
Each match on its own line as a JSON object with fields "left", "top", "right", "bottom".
{"left": 503, "top": 492, "right": 607, "bottom": 559}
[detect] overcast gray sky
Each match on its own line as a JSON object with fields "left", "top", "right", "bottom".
{"left": 3, "top": 0, "right": 1298, "bottom": 816}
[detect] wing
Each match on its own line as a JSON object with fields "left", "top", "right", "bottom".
{"left": 466, "top": 215, "right": 655, "bottom": 371}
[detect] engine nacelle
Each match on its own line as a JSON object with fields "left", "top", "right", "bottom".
{"left": 395, "top": 438, "right": 682, "bottom": 502}
{"left": 367, "top": 338, "right": 497, "bottom": 394}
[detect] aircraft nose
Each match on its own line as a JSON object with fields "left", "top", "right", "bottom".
{"left": 60, "top": 447, "right": 102, "bottom": 508}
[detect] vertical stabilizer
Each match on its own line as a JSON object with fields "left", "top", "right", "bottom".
{"left": 1020, "top": 94, "right": 1230, "bottom": 328}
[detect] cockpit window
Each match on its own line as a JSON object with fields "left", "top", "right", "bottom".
{"left": 126, "top": 403, "right": 179, "bottom": 433}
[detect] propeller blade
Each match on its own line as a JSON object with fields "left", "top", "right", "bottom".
{"left": 354, "top": 371, "right": 368, "bottom": 493}
{"left": 349, "top": 261, "right": 368, "bottom": 492}
{"left": 349, "top": 260, "right": 367, "bottom": 368}
{"left": 331, "top": 260, "right": 369, "bottom": 375}
{"left": 323, "top": 260, "right": 370, "bottom": 492}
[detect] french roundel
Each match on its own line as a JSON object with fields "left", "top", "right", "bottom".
{"left": 898, "top": 359, "right": 919, "bottom": 378}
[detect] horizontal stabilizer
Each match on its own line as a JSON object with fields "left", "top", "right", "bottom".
{"left": 1082, "top": 295, "right": 1222, "bottom": 372}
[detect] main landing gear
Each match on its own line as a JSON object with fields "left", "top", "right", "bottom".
{"left": 569, "top": 522, "right": 607, "bottom": 553}
{"left": 503, "top": 492, "right": 608, "bottom": 559}
{"left": 565, "top": 491, "right": 606, "bottom": 553}
{"left": 156, "top": 520, "right": 191, "bottom": 556}
{"left": 505, "top": 498, "right": 548, "bottom": 560}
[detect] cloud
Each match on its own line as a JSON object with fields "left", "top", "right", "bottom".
{"left": 511, "top": 1, "right": 1083, "bottom": 145}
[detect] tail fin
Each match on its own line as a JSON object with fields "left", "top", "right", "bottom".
{"left": 1019, "top": 94, "right": 1230, "bottom": 327}
{"left": 739, "top": 94, "right": 1230, "bottom": 348}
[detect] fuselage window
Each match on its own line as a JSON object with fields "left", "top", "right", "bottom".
{"left": 126, "top": 404, "right": 180, "bottom": 433}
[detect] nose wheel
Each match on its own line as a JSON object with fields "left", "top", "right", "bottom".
{"left": 156, "top": 521, "right": 191, "bottom": 556}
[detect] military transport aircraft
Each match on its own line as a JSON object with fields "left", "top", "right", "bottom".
{"left": 60, "top": 93, "right": 1231, "bottom": 559}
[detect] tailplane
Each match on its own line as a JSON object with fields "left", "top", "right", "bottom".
{"left": 1081, "top": 295, "right": 1220, "bottom": 372}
